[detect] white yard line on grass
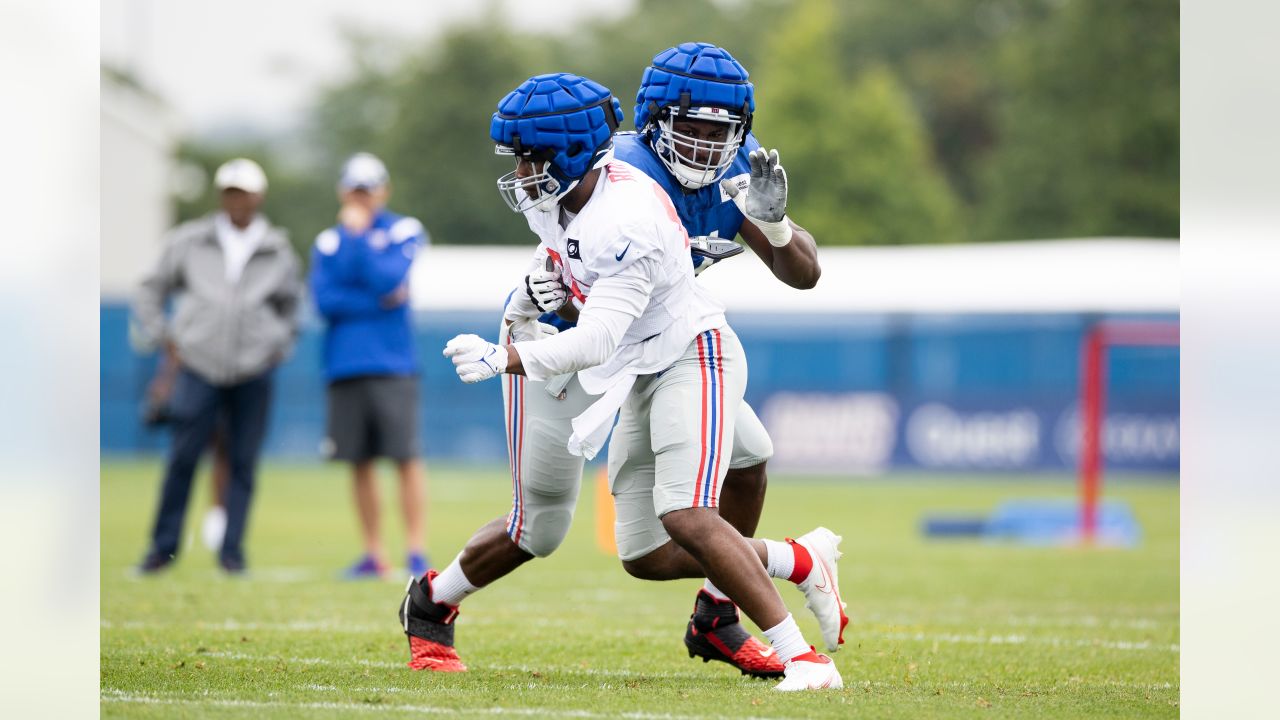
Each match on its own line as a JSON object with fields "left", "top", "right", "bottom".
{"left": 869, "top": 631, "right": 1179, "bottom": 652}
{"left": 858, "top": 611, "right": 1171, "bottom": 631}
{"left": 100, "top": 689, "right": 784, "bottom": 719}
{"left": 840, "top": 678, "right": 1178, "bottom": 692}
{"left": 482, "top": 663, "right": 714, "bottom": 681}
{"left": 103, "top": 618, "right": 1174, "bottom": 652}
{"left": 105, "top": 648, "right": 722, "bottom": 681}
{"left": 102, "top": 618, "right": 388, "bottom": 633}
{"left": 905, "top": 600, "right": 1180, "bottom": 614}
{"left": 103, "top": 618, "right": 1177, "bottom": 655}
{"left": 202, "top": 651, "right": 715, "bottom": 680}
{"left": 105, "top": 649, "right": 1176, "bottom": 694}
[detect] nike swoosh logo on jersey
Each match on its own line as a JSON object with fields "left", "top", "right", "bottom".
{"left": 615, "top": 241, "right": 632, "bottom": 261}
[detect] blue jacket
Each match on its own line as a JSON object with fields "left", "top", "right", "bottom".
{"left": 309, "top": 209, "right": 427, "bottom": 381}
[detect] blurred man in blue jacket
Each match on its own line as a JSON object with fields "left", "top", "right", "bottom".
{"left": 310, "top": 152, "right": 431, "bottom": 579}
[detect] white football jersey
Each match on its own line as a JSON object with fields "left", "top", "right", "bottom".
{"left": 519, "top": 158, "right": 726, "bottom": 395}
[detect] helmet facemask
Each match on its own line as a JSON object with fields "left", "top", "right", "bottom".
{"left": 494, "top": 141, "right": 578, "bottom": 214}
{"left": 650, "top": 103, "right": 747, "bottom": 190}
{"left": 492, "top": 89, "right": 621, "bottom": 214}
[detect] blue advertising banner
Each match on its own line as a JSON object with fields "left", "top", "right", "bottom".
{"left": 101, "top": 304, "right": 1178, "bottom": 474}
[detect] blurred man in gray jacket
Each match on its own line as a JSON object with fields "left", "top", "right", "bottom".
{"left": 131, "top": 158, "right": 302, "bottom": 574}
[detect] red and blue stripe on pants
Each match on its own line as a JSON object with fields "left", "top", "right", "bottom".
{"left": 505, "top": 373, "right": 525, "bottom": 543}
{"left": 693, "top": 329, "right": 725, "bottom": 508}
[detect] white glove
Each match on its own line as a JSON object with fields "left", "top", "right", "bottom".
{"left": 507, "top": 317, "right": 560, "bottom": 343}
{"left": 721, "top": 148, "right": 794, "bottom": 248}
{"left": 443, "top": 334, "right": 508, "bottom": 383}
{"left": 525, "top": 256, "right": 567, "bottom": 313}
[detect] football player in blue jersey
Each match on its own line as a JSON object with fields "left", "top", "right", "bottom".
{"left": 608, "top": 41, "right": 838, "bottom": 677}
{"left": 621, "top": 43, "right": 820, "bottom": 289}
{"left": 400, "top": 48, "right": 846, "bottom": 683}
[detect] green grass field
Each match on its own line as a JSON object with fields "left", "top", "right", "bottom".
{"left": 101, "top": 460, "right": 1178, "bottom": 718}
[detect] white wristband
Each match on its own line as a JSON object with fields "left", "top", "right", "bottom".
{"left": 755, "top": 215, "right": 793, "bottom": 248}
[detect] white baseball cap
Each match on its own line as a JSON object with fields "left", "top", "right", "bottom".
{"left": 339, "top": 152, "right": 390, "bottom": 191}
{"left": 214, "top": 158, "right": 268, "bottom": 194}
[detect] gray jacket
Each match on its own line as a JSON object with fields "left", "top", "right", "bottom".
{"left": 131, "top": 213, "right": 302, "bottom": 386}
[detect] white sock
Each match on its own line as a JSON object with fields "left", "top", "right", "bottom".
{"left": 702, "top": 579, "right": 731, "bottom": 602}
{"left": 762, "top": 613, "right": 811, "bottom": 664}
{"left": 763, "top": 539, "right": 795, "bottom": 580}
{"left": 430, "top": 557, "right": 480, "bottom": 607}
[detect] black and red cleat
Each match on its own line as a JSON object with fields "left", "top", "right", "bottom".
{"left": 684, "top": 589, "right": 785, "bottom": 679}
{"left": 398, "top": 570, "right": 467, "bottom": 672}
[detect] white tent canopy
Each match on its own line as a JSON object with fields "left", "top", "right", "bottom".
{"left": 412, "top": 238, "right": 1179, "bottom": 314}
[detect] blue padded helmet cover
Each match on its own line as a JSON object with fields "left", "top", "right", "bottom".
{"left": 633, "top": 42, "right": 754, "bottom": 131}
{"left": 490, "top": 72, "right": 625, "bottom": 183}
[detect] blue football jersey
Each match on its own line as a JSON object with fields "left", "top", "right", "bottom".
{"left": 612, "top": 131, "right": 762, "bottom": 242}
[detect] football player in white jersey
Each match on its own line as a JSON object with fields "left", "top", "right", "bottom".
{"left": 400, "top": 72, "right": 842, "bottom": 691}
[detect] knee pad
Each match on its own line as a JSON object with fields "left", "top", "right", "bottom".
{"left": 613, "top": 491, "right": 670, "bottom": 562}
{"left": 513, "top": 492, "right": 576, "bottom": 558}
{"left": 615, "top": 523, "right": 669, "bottom": 563}
{"left": 729, "top": 402, "right": 774, "bottom": 469}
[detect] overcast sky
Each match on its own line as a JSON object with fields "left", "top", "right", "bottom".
{"left": 100, "top": 0, "right": 632, "bottom": 136}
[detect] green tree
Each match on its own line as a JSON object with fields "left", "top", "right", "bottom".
{"left": 565, "top": 0, "right": 767, "bottom": 127}
{"left": 827, "top": 0, "right": 1056, "bottom": 204}
{"left": 294, "top": 0, "right": 784, "bottom": 247}
{"left": 379, "top": 20, "right": 552, "bottom": 246}
{"left": 978, "top": 0, "right": 1179, "bottom": 240}
{"left": 169, "top": 0, "right": 1177, "bottom": 250}
{"left": 753, "top": 0, "right": 963, "bottom": 244}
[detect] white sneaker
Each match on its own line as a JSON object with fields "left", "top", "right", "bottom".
{"left": 774, "top": 651, "right": 843, "bottom": 691}
{"left": 201, "top": 506, "right": 227, "bottom": 551}
{"left": 790, "top": 527, "right": 849, "bottom": 651}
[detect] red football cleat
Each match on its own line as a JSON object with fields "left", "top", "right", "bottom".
{"left": 407, "top": 635, "right": 467, "bottom": 672}
{"left": 684, "top": 589, "right": 785, "bottom": 679}
{"left": 398, "top": 570, "right": 467, "bottom": 672}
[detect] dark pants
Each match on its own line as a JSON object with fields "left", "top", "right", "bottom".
{"left": 147, "top": 367, "right": 274, "bottom": 566}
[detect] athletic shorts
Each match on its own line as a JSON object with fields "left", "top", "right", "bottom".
{"left": 498, "top": 321, "right": 771, "bottom": 561}
{"left": 323, "top": 375, "right": 421, "bottom": 463}
{"left": 608, "top": 325, "right": 748, "bottom": 561}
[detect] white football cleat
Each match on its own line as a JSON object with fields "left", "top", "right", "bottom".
{"left": 774, "top": 650, "right": 843, "bottom": 691}
{"left": 790, "top": 527, "right": 849, "bottom": 651}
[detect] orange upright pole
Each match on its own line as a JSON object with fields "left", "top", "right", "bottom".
{"left": 594, "top": 466, "right": 616, "bottom": 554}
